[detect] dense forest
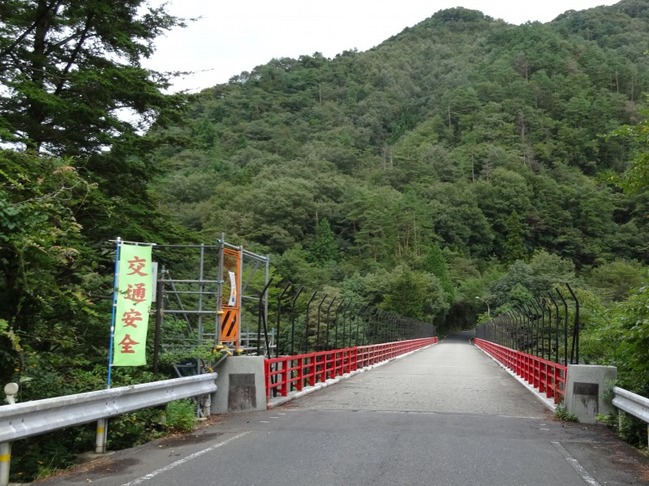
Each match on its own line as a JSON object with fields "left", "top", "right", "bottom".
{"left": 2, "top": 0, "right": 649, "bottom": 478}
{"left": 150, "top": 2, "right": 649, "bottom": 361}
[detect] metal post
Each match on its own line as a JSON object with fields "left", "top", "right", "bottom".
{"left": 304, "top": 291, "right": 318, "bottom": 353}
{"left": 290, "top": 286, "right": 304, "bottom": 356}
{"left": 153, "top": 276, "right": 164, "bottom": 374}
{"left": 534, "top": 300, "right": 544, "bottom": 356}
{"left": 264, "top": 254, "right": 271, "bottom": 345}
{"left": 197, "top": 244, "right": 205, "bottom": 340}
{"left": 257, "top": 278, "right": 274, "bottom": 357}
{"left": 534, "top": 298, "right": 545, "bottom": 359}
{"left": 382, "top": 310, "right": 389, "bottom": 342}
{"left": 521, "top": 303, "right": 535, "bottom": 355}
{"left": 513, "top": 307, "right": 524, "bottom": 351}
{"left": 275, "top": 283, "right": 292, "bottom": 358}
{"left": 324, "top": 297, "right": 337, "bottom": 350}
{"left": 357, "top": 305, "right": 369, "bottom": 346}
{"left": 215, "top": 235, "right": 225, "bottom": 346}
{"left": 316, "top": 294, "right": 328, "bottom": 351}
{"left": 566, "top": 283, "right": 580, "bottom": 364}
{"left": 342, "top": 302, "right": 351, "bottom": 348}
{"left": 366, "top": 308, "right": 377, "bottom": 345}
{"left": 513, "top": 309, "right": 520, "bottom": 350}
{"left": 1, "top": 383, "right": 18, "bottom": 486}
{"left": 514, "top": 306, "right": 528, "bottom": 352}
{"left": 544, "top": 298, "right": 550, "bottom": 360}
{"left": 235, "top": 245, "right": 243, "bottom": 352}
{"left": 0, "top": 442, "right": 10, "bottom": 486}
{"left": 333, "top": 299, "right": 345, "bottom": 349}
{"left": 95, "top": 418, "right": 107, "bottom": 454}
{"left": 387, "top": 315, "right": 395, "bottom": 342}
{"left": 556, "top": 288, "right": 569, "bottom": 366}
{"left": 107, "top": 237, "right": 122, "bottom": 389}
{"left": 547, "top": 292, "right": 560, "bottom": 364}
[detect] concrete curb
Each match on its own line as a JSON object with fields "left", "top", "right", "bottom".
{"left": 474, "top": 345, "right": 557, "bottom": 412}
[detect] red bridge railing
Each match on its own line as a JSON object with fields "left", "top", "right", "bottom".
{"left": 356, "top": 338, "right": 439, "bottom": 368}
{"left": 265, "top": 337, "right": 438, "bottom": 403}
{"left": 474, "top": 338, "right": 567, "bottom": 404}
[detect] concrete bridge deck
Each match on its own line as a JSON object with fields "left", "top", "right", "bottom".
{"left": 293, "top": 331, "right": 545, "bottom": 417}
{"left": 36, "top": 332, "right": 649, "bottom": 486}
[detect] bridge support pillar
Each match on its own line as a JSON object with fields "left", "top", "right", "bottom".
{"left": 565, "top": 365, "right": 617, "bottom": 423}
{"left": 212, "top": 357, "right": 266, "bottom": 414}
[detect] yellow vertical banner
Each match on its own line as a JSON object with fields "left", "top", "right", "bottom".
{"left": 220, "top": 248, "right": 241, "bottom": 343}
{"left": 113, "top": 244, "right": 153, "bottom": 366}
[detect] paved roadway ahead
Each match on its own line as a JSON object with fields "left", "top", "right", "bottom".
{"left": 37, "top": 332, "right": 649, "bottom": 486}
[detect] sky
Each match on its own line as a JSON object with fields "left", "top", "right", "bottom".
{"left": 145, "top": 0, "right": 618, "bottom": 93}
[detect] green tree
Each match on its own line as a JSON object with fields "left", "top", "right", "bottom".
{"left": 310, "top": 218, "right": 338, "bottom": 265}
{"left": 411, "top": 181, "right": 494, "bottom": 258}
{"left": 489, "top": 251, "right": 575, "bottom": 309}
{"left": 503, "top": 210, "right": 527, "bottom": 263}
{"left": 526, "top": 250, "right": 575, "bottom": 293}
{"left": 421, "top": 243, "right": 455, "bottom": 301}
{"left": 611, "top": 285, "right": 649, "bottom": 396}
{"left": 614, "top": 103, "right": 649, "bottom": 195}
{"left": 0, "top": 5, "right": 195, "bottom": 477}
{"left": 381, "top": 266, "right": 449, "bottom": 322}
{"left": 342, "top": 185, "right": 402, "bottom": 262}
{"left": 0, "top": 0, "right": 185, "bottom": 155}
{"left": 0, "top": 150, "right": 103, "bottom": 386}
{"left": 584, "top": 259, "right": 647, "bottom": 302}
{"left": 474, "top": 168, "right": 532, "bottom": 259}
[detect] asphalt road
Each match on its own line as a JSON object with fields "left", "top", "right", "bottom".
{"left": 34, "top": 332, "right": 649, "bottom": 486}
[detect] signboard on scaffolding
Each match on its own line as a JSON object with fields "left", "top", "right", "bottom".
{"left": 220, "top": 247, "right": 241, "bottom": 343}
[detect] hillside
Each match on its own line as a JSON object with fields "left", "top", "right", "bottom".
{"left": 149, "top": 1, "right": 649, "bottom": 331}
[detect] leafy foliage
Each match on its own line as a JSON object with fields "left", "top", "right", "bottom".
{"left": 0, "top": 150, "right": 104, "bottom": 386}
{"left": 0, "top": 2, "right": 198, "bottom": 481}
{"left": 145, "top": 2, "right": 649, "bottom": 342}
{"left": 0, "top": 0, "right": 186, "bottom": 155}
{"left": 164, "top": 399, "right": 198, "bottom": 433}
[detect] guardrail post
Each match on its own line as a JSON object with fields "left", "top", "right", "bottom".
{"left": 1, "top": 383, "right": 18, "bottom": 486}
{"left": 95, "top": 418, "right": 107, "bottom": 454}
{"left": 0, "top": 442, "right": 10, "bottom": 486}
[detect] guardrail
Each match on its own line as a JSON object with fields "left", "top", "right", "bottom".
{"left": 474, "top": 338, "right": 566, "bottom": 404}
{"left": 265, "top": 337, "right": 438, "bottom": 402}
{"left": 612, "top": 386, "right": 649, "bottom": 448}
{"left": 0, "top": 374, "right": 217, "bottom": 486}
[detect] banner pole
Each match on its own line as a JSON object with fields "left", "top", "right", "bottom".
{"left": 106, "top": 237, "right": 122, "bottom": 390}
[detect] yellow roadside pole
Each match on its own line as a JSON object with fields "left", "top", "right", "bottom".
{"left": 1, "top": 383, "right": 18, "bottom": 486}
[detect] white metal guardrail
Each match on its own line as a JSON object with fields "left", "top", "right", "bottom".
{"left": 0, "top": 373, "right": 217, "bottom": 442}
{"left": 0, "top": 374, "right": 217, "bottom": 486}
{"left": 612, "top": 386, "right": 649, "bottom": 448}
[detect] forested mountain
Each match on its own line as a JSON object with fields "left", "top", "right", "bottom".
{"left": 150, "top": 1, "right": 649, "bottom": 330}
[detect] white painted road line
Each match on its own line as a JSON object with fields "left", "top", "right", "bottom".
{"left": 120, "top": 431, "right": 251, "bottom": 486}
{"left": 551, "top": 441, "right": 601, "bottom": 486}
